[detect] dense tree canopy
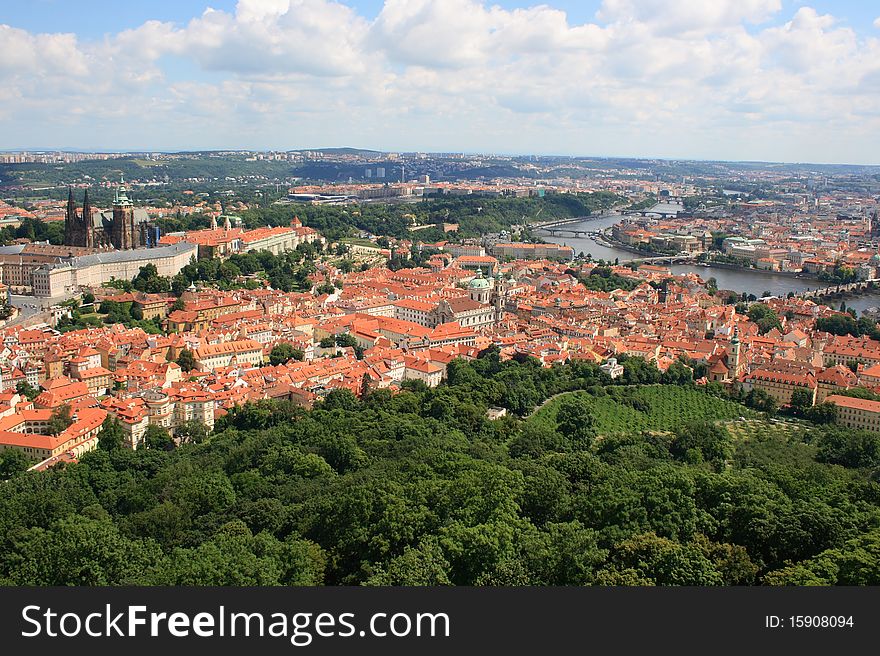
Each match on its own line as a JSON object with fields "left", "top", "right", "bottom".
{"left": 1, "top": 358, "right": 878, "bottom": 586}
{"left": 816, "top": 314, "right": 880, "bottom": 341}
{"left": 746, "top": 303, "right": 782, "bottom": 335}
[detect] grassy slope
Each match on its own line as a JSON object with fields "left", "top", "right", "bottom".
{"left": 528, "top": 386, "right": 756, "bottom": 436}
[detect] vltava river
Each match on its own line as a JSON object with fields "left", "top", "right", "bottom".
{"left": 540, "top": 215, "right": 880, "bottom": 315}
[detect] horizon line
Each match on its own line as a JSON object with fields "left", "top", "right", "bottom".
{"left": 3, "top": 147, "right": 880, "bottom": 169}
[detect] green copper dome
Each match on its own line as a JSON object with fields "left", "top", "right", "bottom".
{"left": 469, "top": 269, "right": 491, "bottom": 290}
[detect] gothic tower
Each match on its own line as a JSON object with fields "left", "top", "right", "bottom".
{"left": 111, "top": 177, "right": 137, "bottom": 250}
{"left": 64, "top": 186, "right": 92, "bottom": 247}
{"left": 64, "top": 186, "right": 77, "bottom": 245}
{"left": 82, "top": 188, "right": 94, "bottom": 249}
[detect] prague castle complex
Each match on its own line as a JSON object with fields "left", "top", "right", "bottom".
{"left": 64, "top": 178, "right": 158, "bottom": 250}
{"left": 1, "top": 178, "right": 322, "bottom": 298}
{"left": 0, "top": 179, "right": 196, "bottom": 297}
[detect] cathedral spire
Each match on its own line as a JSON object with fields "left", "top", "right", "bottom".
{"left": 64, "top": 186, "right": 77, "bottom": 246}
{"left": 66, "top": 186, "right": 76, "bottom": 215}
{"left": 82, "top": 188, "right": 93, "bottom": 248}
{"left": 81, "top": 188, "right": 91, "bottom": 223}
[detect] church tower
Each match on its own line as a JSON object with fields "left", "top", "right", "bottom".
{"left": 490, "top": 271, "right": 506, "bottom": 324}
{"left": 64, "top": 186, "right": 78, "bottom": 246}
{"left": 727, "top": 327, "right": 743, "bottom": 379}
{"left": 64, "top": 186, "right": 92, "bottom": 247}
{"left": 82, "top": 188, "right": 94, "bottom": 249}
{"left": 111, "top": 176, "right": 137, "bottom": 250}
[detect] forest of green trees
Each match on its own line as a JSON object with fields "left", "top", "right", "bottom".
{"left": 236, "top": 192, "right": 621, "bottom": 241}
{"left": 1, "top": 355, "right": 878, "bottom": 586}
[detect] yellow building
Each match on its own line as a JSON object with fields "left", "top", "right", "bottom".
{"left": 741, "top": 367, "right": 817, "bottom": 406}
{"left": 826, "top": 395, "right": 880, "bottom": 433}
{"left": 193, "top": 339, "right": 265, "bottom": 371}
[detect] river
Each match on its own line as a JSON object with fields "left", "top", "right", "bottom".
{"left": 540, "top": 215, "right": 880, "bottom": 316}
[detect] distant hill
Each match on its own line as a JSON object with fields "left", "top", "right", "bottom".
{"left": 299, "top": 147, "right": 385, "bottom": 157}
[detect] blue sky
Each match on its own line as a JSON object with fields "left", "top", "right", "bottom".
{"left": 1, "top": 0, "right": 879, "bottom": 163}
{"left": 2, "top": 1, "right": 877, "bottom": 37}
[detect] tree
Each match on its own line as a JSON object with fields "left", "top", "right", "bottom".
{"left": 0, "top": 449, "right": 30, "bottom": 480}
{"left": 171, "top": 297, "right": 186, "bottom": 312}
{"left": 269, "top": 343, "right": 302, "bottom": 366}
{"left": 145, "top": 425, "right": 175, "bottom": 451}
{"left": 555, "top": 394, "right": 596, "bottom": 449}
{"left": 765, "top": 529, "right": 880, "bottom": 586}
{"left": 97, "top": 416, "right": 125, "bottom": 451}
{"left": 15, "top": 380, "right": 40, "bottom": 401}
{"left": 99, "top": 299, "right": 118, "bottom": 315}
{"left": 604, "top": 532, "right": 722, "bottom": 586}
{"left": 321, "top": 388, "right": 360, "bottom": 411}
{"left": 789, "top": 387, "right": 814, "bottom": 415}
{"left": 670, "top": 421, "right": 732, "bottom": 468}
{"left": 744, "top": 388, "right": 777, "bottom": 415}
{"left": 176, "top": 421, "right": 209, "bottom": 445}
{"left": 662, "top": 360, "right": 693, "bottom": 385}
{"left": 814, "top": 427, "right": 880, "bottom": 469}
{"left": 47, "top": 405, "right": 73, "bottom": 436}
{"left": 3, "top": 352, "right": 880, "bottom": 587}
{"left": 365, "top": 539, "right": 452, "bottom": 586}
{"left": 176, "top": 348, "right": 197, "bottom": 373}
{"left": 82, "top": 292, "right": 95, "bottom": 305}
{"left": 360, "top": 373, "right": 372, "bottom": 399}
{"left": 132, "top": 263, "right": 171, "bottom": 294}
{"left": 746, "top": 303, "right": 781, "bottom": 335}
{"left": 2, "top": 515, "right": 164, "bottom": 585}
{"left": 804, "top": 402, "right": 838, "bottom": 425}
{"left": 171, "top": 274, "right": 189, "bottom": 297}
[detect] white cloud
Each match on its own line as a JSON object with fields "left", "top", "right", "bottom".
{"left": 0, "top": 0, "right": 878, "bottom": 162}
{"left": 597, "top": 0, "right": 782, "bottom": 34}
{"left": 170, "top": 0, "right": 371, "bottom": 77}
{"left": 0, "top": 25, "right": 89, "bottom": 76}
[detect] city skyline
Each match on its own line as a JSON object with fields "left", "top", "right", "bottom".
{"left": 2, "top": 0, "right": 880, "bottom": 164}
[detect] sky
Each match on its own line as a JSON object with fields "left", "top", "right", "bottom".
{"left": 1, "top": 0, "right": 880, "bottom": 164}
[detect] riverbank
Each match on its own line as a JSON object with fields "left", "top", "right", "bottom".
{"left": 600, "top": 232, "right": 823, "bottom": 283}
{"left": 539, "top": 216, "right": 880, "bottom": 313}
{"left": 688, "top": 260, "right": 817, "bottom": 281}
{"left": 530, "top": 213, "right": 619, "bottom": 231}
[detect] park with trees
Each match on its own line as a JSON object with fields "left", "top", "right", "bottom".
{"left": 1, "top": 355, "right": 878, "bottom": 586}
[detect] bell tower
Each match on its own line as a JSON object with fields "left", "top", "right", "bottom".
{"left": 727, "top": 327, "right": 743, "bottom": 378}
{"left": 111, "top": 175, "right": 136, "bottom": 249}
{"left": 490, "top": 271, "right": 506, "bottom": 324}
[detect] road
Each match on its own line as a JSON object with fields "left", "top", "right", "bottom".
{"left": 5, "top": 294, "right": 56, "bottom": 327}
{"left": 9, "top": 295, "right": 44, "bottom": 320}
